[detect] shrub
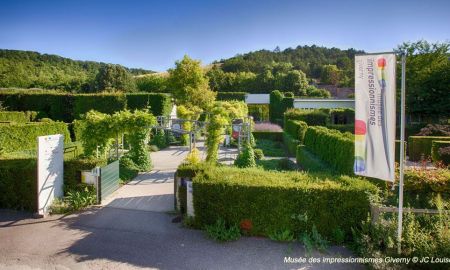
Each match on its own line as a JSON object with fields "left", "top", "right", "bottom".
{"left": 254, "top": 149, "right": 264, "bottom": 160}
{"left": 0, "top": 122, "right": 71, "bottom": 153}
{"left": 431, "top": 141, "right": 450, "bottom": 165}
{"left": 73, "top": 93, "right": 127, "bottom": 119}
{"left": 216, "top": 92, "right": 246, "bottom": 101}
{"left": 268, "top": 229, "right": 295, "bottom": 242}
{"left": 269, "top": 90, "right": 284, "bottom": 123}
{"left": 408, "top": 136, "right": 450, "bottom": 161}
{"left": 303, "top": 126, "right": 354, "bottom": 175}
{"left": 0, "top": 157, "right": 37, "bottom": 211}
{"left": 192, "top": 166, "right": 378, "bottom": 239}
{"left": 119, "top": 155, "right": 140, "bottom": 183}
{"left": 326, "top": 124, "right": 354, "bottom": 133}
{"left": 234, "top": 143, "right": 256, "bottom": 168}
{"left": 205, "top": 218, "right": 241, "bottom": 242}
{"left": 284, "top": 108, "right": 330, "bottom": 126}
{"left": 125, "top": 92, "right": 172, "bottom": 116}
{"left": 329, "top": 108, "right": 354, "bottom": 125}
{"left": 151, "top": 129, "right": 167, "bottom": 149}
{"left": 252, "top": 131, "right": 283, "bottom": 142}
{"left": 184, "top": 148, "right": 202, "bottom": 165}
{"left": 284, "top": 120, "right": 308, "bottom": 143}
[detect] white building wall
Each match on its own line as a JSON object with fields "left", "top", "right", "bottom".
{"left": 245, "top": 94, "right": 270, "bottom": 104}
{"left": 293, "top": 99, "right": 354, "bottom": 109}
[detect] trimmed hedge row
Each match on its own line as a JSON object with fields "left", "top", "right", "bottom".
{"left": 252, "top": 131, "right": 283, "bottom": 142}
{"left": 0, "top": 157, "right": 37, "bottom": 211}
{"left": 284, "top": 108, "right": 330, "bottom": 126}
{"left": 0, "top": 91, "right": 172, "bottom": 122}
{"left": 0, "top": 111, "right": 33, "bottom": 123}
{"left": 303, "top": 126, "right": 354, "bottom": 175}
{"left": 216, "top": 92, "right": 247, "bottom": 101}
{"left": 326, "top": 124, "right": 354, "bottom": 133}
{"left": 0, "top": 122, "right": 71, "bottom": 153}
{"left": 188, "top": 165, "right": 378, "bottom": 239}
{"left": 269, "top": 90, "right": 294, "bottom": 125}
{"left": 431, "top": 141, "right": 450, "bottom": 164}
{"left": 408, "top": 136, "right": 450, "bottom": 161}
{"left": 284, "top": 119, "right": 308, "bottom": 143}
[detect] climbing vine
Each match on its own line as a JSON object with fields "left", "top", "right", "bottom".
{"left": 77, "top": 109, "right": 156, "bottom": 170}
{"left": 176, "top": 105, "right": 202, "bottom": 145}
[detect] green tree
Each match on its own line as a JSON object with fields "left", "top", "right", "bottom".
{"left": 135, "top": 74, "right": 168, "bottom": 93}
{"left": 94, "top": 64, "right": 136, "bottom": 92}
{"left": 168, "top": 55, "right": 216, "bottom": 109}
{"left": 320, "top": 64, "right": 341, "bottom": 85}
{"left": 396, "top": 40, "right": 450, "bottom": 118}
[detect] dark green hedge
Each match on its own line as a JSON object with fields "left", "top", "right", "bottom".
{"left": 303, "top": 126, "right": 354, "bottom": 175}
{"left": 408, "top": 136, "right": 450, "bottom": 161}
{"left": 0, "top": 90, "right": 172, "bottom": 122}
{"left": 329, "top": 108, "right": 355, "bottom": 125}
{"left": 73, "top": 93, "right": 127, "bottom": 119}
{"left": 0, "top": 157, "right": 37, "bottom": 211}
{"left": 0, "top": 111, "right": 30, "bottom": 123}
{"left": 326, "top": 124, "right": 354, "bottom": 133}
{"left": 284, "top": 108, "right": 330, "bottom": 126}
{"left": 296, "top": 145, "right": 330, "bottom": 173}
{"left": 269, "top": 90, "right": 293, "bottom": 125}
{"left": 284, "top": 120, "right": 308, "bottom": 143}
{"left": 252, "top": 131, "right": 283, "bottom": 142}
{"left": 216, "top": 92, "right": 247, "bottom": 101}
{"left": 125, "top": 93, "right": 172, "bottom": 116}
{"left": 191, "top": 166, "right": 377, "bottom": 239}
{"left": 0, "top": 122, "right": 71, "bottom": 153}
{"left": 431, "top": 141, "right": 450, "bottom": 164}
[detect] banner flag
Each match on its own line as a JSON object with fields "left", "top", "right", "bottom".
{"left": 354, "top": 53, "right": 396, "bottom": 181}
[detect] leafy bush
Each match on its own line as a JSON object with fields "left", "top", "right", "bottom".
{"left": 303, "top": 126, "right": 354, "bottom": 175}
{"left": 205, "top": 218, "right": 241, "bottom": 242}
{"left": 252, "top": 131, "right": 283, "bottom": 142}
{"left": 431, "top": 140, "right": 450, "bottom": 165}
{"left": 408, "top": 136, "right": 450, "bottom": 161}
{"left": 216, "top": 92, "right": 247, "bottom": 101}
{"left": 184, "top": 148, "right": 202, "bottom": 165}
{"left": 125, "top": 92, "right": 172, "bottom": 116}
{"left": 284, "top": 119, "right": 308, "bottom": 143}
{"left": 119, "top": 155, "right": 140, "bottom": 183}
{"left": 300, "top": 225, "right": 329, "bottom": 254}
{"left": 234, "top": 143, "right": 256, "bottom": 168}
{"left": 50, "top": 185, "right": 97, "bottom": 214}
{"left": 284, "top": 108, "right": 330, "bottom": 126}
{"left": 253, "top": 148, "right": 264, "bottom": 160}
{"left": 268, "top": 229, "right": 295, "bottom": 242}
{"left": 151, "top": 129, "right": 167, "bottom": 149}
{"left": 192, "top": 165, "right": 378, "bottom": 239}
{"left": 0, "top": 122, "right": 71, "bottom": 153}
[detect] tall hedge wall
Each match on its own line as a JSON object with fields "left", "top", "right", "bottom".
{"left": 408, "top": 136, "right": 450, "bottom": 161}
{"left": 303, "top": 126, "right": 354, "bottom": 175}
{"left": 190, "top": 166, "right": 377, "bottom": 239}
{"left": 0, "top": 90, "right": 172, "bottom": 122}
{"left": 0, "top": 157, "right": 37, "bottom": 211}
{"left": 0, "top": 122, "right": 71, "bottom": 153}
{"left": 284, "top": 120, "right": 308, "bottom": 143}
{"left": 73, "top": 93, "right": 127, "bottom": 119}
{"left": 269, "top": 90, "right": 294, "bottom": 125}
{"left": 216, "top": 92, "right": 247, "bottom": 101}
{"left": 125, "top": 93, "right": 172, "bottom": 116}
{"left": 252, "top": 131, "right": 283, "bottom": 142}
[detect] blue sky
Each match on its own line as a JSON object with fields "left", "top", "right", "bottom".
{"left": 0, "top": 0, "right": 449, "bottom": 71}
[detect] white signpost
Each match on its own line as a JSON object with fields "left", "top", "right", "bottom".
{"left": 37, "top": 134, "right": 64, "bottom": 216}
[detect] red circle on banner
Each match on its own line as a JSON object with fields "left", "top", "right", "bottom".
{"left": 377, "top": 58, "right": 386, "bottom": 68}
{"left": 355, "top": 120, "right": 367, "bottom": 135}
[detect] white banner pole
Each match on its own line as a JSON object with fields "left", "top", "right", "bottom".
{"left": 397, "top": 52, "right": 406, "bottom": 254}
